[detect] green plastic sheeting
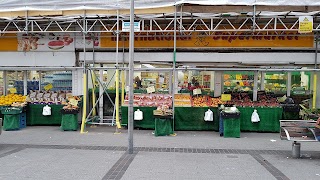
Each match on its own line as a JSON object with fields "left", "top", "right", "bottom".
{"left": 238, "top": 107, "right": 283, "bottom": 132}
{"left": 3, "top": 114, "right": 20, "bottom": 131}
{"left": 60, "top": 114, "right": 78, "bottom": 131}
{"left": 174, "top": 107, "right": 218, "bottom": 131}
{"left": 282, "top": 111, "right": 300, "bottom": 120}
{"left": 27, "top": 104, "right": 64, "bottom": 125}
{"left": 223, "top": 118, "right": 240, "bottom": 138}
{"left": 154, "top": 118, "right": 173, "bottom": 136}
{"left": 121, "top": 106, "right": 157, "bottom": 129}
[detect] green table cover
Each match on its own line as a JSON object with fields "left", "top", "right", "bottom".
{"left": 174, "top": 107, "right": 218, "bottom": 131}
{"left": 27, "top": 104, "right": 64, "bottom": 125}
{"left": 3, "top": 114, "right": 20, "bottom": 131}
{"left": 155, "top": 118, "right": 173, "bottom": 136}
{"left": 223, "top": 118, "right": 240, "bottom": 138}
{"left": 121, "top": 106, "right": 157, "bottom": 129}
{"left": 282, "top": 111, "right": 300, "bottom": 120}
{"left": 61, "top": 114, "right": 78, "bottom": 131}
{"left": 237, "top": 107, "right": 283, "bottom": 132}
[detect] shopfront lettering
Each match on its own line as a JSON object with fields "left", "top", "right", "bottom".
{"left": 212, "top": 32, "right": 299, "bottom": 43}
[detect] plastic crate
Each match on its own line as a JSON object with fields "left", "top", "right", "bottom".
{"left": 19, "top": 112, "right": 26, "bottom": 128}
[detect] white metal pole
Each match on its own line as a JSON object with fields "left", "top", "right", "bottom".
{"left": 99, "top": 69, "right": 104, "bottom": 121}
{"left": 23, "top": 71, "right": 27, "bottom": 95}
{"left": 128, "top": 0, "right": 135, "bottom": 154}
{"left": 253, "top": 71, "right": 258, "bottom": 101}
{"left": 287, "top": 72, "right": 292, "bottom": 97}
{"left": 3, "top": 71, "right": 7, "bottom": 95}
{"left": 261, "top": 72, "right": 265, "bottom": 91}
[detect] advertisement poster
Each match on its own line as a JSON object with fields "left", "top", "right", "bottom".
{"left": 17, "top": 33, "right": 74, "bottom": 52}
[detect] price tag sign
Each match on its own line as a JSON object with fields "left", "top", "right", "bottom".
{"left": 221, "top": 94, "right": 231, "bottom": 101}
{"left": 193, "top": 88, "right": 202, "bottom": 95}
{"left": 44, "top": 83, "right": 53, "bottom": 91}
{"left": 146, "top": 86, "right": 155, "bottom": 93}
{"left": 9, "top": 88, "right": 17, "bottom": 94}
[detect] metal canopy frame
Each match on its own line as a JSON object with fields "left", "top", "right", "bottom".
{"left": 0, "top": 13, "right": 320, "bottom": 34}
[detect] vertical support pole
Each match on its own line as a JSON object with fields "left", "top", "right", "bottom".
{"left": 128, "top": 0, "right": 135, "bottom": 154}
{"left": 313, "top": 34, "right": 318, "bottom": 108}
{"left": 99, "top": 69, "right": 104, "bottom": 121}
{"left": 3, "top": 71, "right": 7, "bottom": 95}
{"left": 115, "top": 9, "right": 121, "bottom": 130}
{"left": 253, "top": 5, "right": 256, "bottom": 31}
{"left": 121, "top": 70, "right": 125, "bottom": 105}
{"left": 261, "top": 72, "right": 265, "bottom": 91}
{"left": 23, "top": 71, "right": 27, "bottom": 95}
{"left": 38, "top": 71, "right": 41, "bottom": 91}
{"left": 253, "top": 71, "right": 258, "bottom": 101}
{"left": 91, "top": 71, "right": 97, "bottom": 117}
{"left": 313, "top": 73, "right": 317, "bottom": 109}
{"left": 287, "top": 72, "right": 292, "bottom": 97}
{"left": 80, "top": 11, "right": 88, "bottom": 134}
{"left": 172, "top": 4, "right": 178, "bottom": 133}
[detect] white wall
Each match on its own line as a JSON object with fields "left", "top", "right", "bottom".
{"left": 79, "top": 52, "right": 320, "bottom": 65}
{"left": 0, "top": 52, "right": 75, "bottom": 66}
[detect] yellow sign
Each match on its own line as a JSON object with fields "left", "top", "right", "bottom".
{"left": 101, "top": 32, "right": 314, "bottom": 48}
{"left": 44, "top": 83, "right": 53, "bottom": 91}
{"left": 299, "top": 16, "right": 313, "bottom": 33}
{"left": 221, "top": 94, "right": 231, "bottom": 101}
{"left": 9, "top": 88, "right": 17, "bottom": 94}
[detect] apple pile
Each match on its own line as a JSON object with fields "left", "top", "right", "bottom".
{"left": 209, "top": 98, "right": 223, "bottom": 107}
{"left": 192, "top": 96, "right": 208, "bottom": 107}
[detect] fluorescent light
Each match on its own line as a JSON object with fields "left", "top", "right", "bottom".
{"left": 142, "top": 64, "right": 155, "bottom": 68}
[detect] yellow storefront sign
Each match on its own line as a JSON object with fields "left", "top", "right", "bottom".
{"left": 101, "top": 32, "right": 314, "bottom": 48}
{"left": 299, "top": 16, "right": 313, "bottom": 33}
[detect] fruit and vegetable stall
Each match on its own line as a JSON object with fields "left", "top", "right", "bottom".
{"left": 120, "top": 91, "right": 297, "bottom": 132}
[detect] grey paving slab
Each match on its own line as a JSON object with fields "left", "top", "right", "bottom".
{"left": 261, "top": 154, "right": 320, "bottom": 180}
{"left": 121, "top": 152, "right": 276, "bottom": 180}
{"left": 0, "top": 148, "right": 123, "bottom": 180}
{"left": 1, "top": 126, "right": 320, "bottom": 152}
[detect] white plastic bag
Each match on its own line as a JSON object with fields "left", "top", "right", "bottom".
{"left": 134, "top": 109, "right": 143, "bottom": 120}
{"left": 251, "top": 109, "right": 260, "bottom": 123}
{"left": 204, "top": 109, "right": 213, "bottom": 121}
{"left": 42, "top": 105, "right": 51, "bottom": 116}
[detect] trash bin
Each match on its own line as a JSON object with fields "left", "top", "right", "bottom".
{"left": 60, "top": 109, "right": 79, "bottom": 131}
{"left": 154, "top": 115, "right": 173, "bottom": 137}
{"left": 221, "top": 109, "right": 241, "bottom": 138}
{"left": 2, "top": 107, "right": 22, "bottom": 131}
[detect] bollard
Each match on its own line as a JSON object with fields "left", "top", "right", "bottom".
{"left": 292, "top": 142, "right": 301, "bottom": 158}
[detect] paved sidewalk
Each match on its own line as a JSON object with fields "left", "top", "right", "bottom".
{"left": 0, "top": 126, "right": 319, "bottom": 180}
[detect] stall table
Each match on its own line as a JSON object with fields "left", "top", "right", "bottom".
{"left": 27, "top": 104, "right": 64, "bottom": 125}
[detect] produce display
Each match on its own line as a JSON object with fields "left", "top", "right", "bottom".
{"left": 0, "top": 94, "right": 27, "bottom": 106}
{"left": 154, "top": 104, "right": 173, "bottom": 116}
{"left": 192, "top": 95, "right": 208, "bottom": 107}
{"left": 124, "top": 94, "right": 172, "bottom": 107}
{"left": 28, "top": 90, "right": 72, "bottom": 105}
{"left": 174, "top": 93, "right": 191, "bottom": 107}
{"left": 208, "top": 97, "right": 223, "bottom": 107}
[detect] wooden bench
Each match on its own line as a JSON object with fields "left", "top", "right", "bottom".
{"left": 280, "top": 120, "right": 318, "bottom": 158}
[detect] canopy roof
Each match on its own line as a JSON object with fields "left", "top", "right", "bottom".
{"left": 0, "top": 0, "right": 319, "bottom": 12}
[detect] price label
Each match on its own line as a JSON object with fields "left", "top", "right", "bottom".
{"left": 146, "top": 86, "right": 155, "bottom": 93}
{"left": 44, "top": 83, "right": 53, "bottom": 91}
{"left": 221, "top": 94, "right": 231, "bottom": 101}
{"left": 9, "top": 88, "right": 17, "bottom": 94}
{"left": 193, "top": 88, "right": 202, "bottom": 95}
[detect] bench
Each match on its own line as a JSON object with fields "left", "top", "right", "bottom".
{"left": 280, "top": 120, "right": 318, "bottom": 158}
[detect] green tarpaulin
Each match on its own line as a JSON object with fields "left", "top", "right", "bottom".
{"left": 27, "top": 104, "right": 64, "bottom": 125}
{"left": 238, "top": 107, "right": 283, "bottom": 132}
{"left": 223, "top": 118, "right": 240, "bottom": 138}
{"left": 3, "top": 114, "right": 20, "bottom": 131}
{"left": 61, "top": 114, "right": 78, "bottom": 131}
{"left": 174, "top": 107, "right": 218, "bottom": 131}
{"left": 154, "top": 118, "right": 173, "bottom": 136}
{"left": 121, "top": 106, "right": 156, "bottom": 129}
{"left": 282, "top": 111, "right": 300, "bottom": 120}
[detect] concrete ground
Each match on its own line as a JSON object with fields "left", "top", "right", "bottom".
{"left": 0, "top": 126, "right": 319, "bottom": 180}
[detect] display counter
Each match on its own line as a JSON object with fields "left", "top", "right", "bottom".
{"left": 121, "top": 106, "right": 285, "bottom": 132}
{"left": 27, "top": 104, "right": 64, "bottom": 125}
